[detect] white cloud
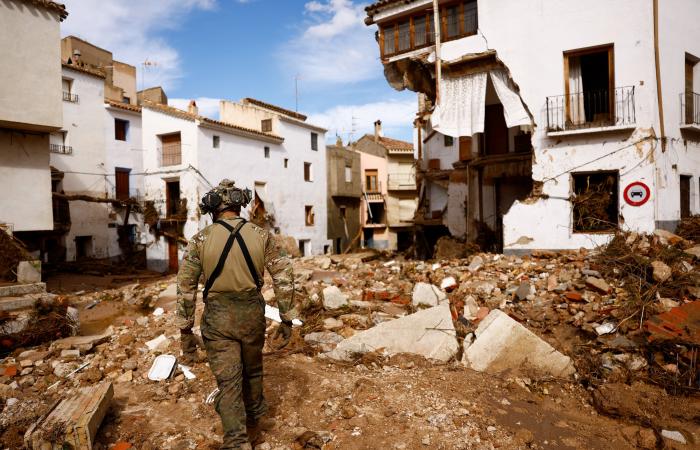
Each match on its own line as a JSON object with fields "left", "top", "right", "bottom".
{"left": 60, "top": 0, "right": 217, "bottom": 90}
{"left": 307, "top": 99, "right": 416, "bottom": 143}
{"left": 169, "top": 97, "right": 221, "bottom": 119}
{"left": 280, "top": 0, "right": 381, "bottom": 84}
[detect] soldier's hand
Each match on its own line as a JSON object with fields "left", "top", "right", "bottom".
{"left": 272, "top": 321, "right": 292, "bottom": 349}
{"left": 180, "top": 328, "right": 199, "bottom": 363}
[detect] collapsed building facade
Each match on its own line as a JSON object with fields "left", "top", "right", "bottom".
{"left": 366, "top": 0, "right": 700, "bottom": 253}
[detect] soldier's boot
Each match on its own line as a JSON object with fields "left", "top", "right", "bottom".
{"left": 246, "top": 417, "right": 275, "bottom": 446}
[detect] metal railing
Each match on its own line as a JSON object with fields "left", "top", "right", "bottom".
{"left": 50, "top": 144, "right": 73, "bottom": 155}
{"left": 681, "top": 92, "right": 700, "bottom": 125}
{"left": 160, "top": 143, "right": 182, "bottom": 166}
{"left": 387, "top": 173, "right": 416, "bottom": 190}
{"left": 546, "top": 86, "right": 636, "bottom": 132}
{"left": 63, "top": 91, "right": 78, "bottom": 103}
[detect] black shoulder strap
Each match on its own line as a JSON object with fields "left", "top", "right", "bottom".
{"left": 234, "top": 232, "right": 264, "bottom": 290}
{"left": 202, "top": 219, "right": 246, "bottom": 300}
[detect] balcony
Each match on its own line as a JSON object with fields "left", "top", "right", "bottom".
{"left": 681, "top": 92, "right": 700, "bottom": 131}
{"left": 546, "top": 86, "right": 636, "bottom": 135}
{"left": 50, "top": 144, "right": 73, "bottom": 155}
{"left": 63, "top": 91, "right": 79, "bottom": 103}
{"left": 387, "top": 173, "right": 417, "bottom": 191}
{"left": 160, "top": 143, "right": 182, "bottom": 166}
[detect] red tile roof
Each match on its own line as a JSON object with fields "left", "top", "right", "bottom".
{"left": 364, "top": 134, "right": 414, "bottom": 151}
{"left": 242, "top": 98, "right": 307, "bottom": 121}
{"left": 62, "top": 62, "right": 106, "bottom": 79}
{"left": 19, "top": 0, "right": 68, "bottom": 20}
{"left": 143, "top": 102, "right": 284, "bottom": 142}
{"left": 106, "top": 100, "right": 142, "bottom": 113}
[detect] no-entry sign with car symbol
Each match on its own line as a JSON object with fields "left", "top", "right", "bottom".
{"left": 623, "top": 181, "right": 651, "bottom": 206}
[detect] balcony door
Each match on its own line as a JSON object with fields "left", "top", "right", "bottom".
{"left": 564, "top": 45, "right": 614, "bottom": 126}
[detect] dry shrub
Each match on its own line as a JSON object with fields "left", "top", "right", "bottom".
{"left": 676, "top": 215, "right": 700, "bottom": 243}
{"left": 0, "top": 230, "right": 32, "bottom": 282}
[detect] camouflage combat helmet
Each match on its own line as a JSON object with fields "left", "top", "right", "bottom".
{"left": 199, "top": 179, "right": 252, "bottom": 214}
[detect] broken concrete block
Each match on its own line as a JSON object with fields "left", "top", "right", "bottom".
{"left": 514, "top": 282, "right": 531, "bottom": 301}
{"left": 145, "top": 334, "right": 170, "bottom": 352}
{"left": 684, "top": 245, "right": 700, "bottom": 259}
{"left": 412, "top": 283, "right": 447, "bottom": 307}
{"left": 654, "top": 229, "right": 684, "bottom": 246}
{"left": 25, "top": 382, "right": 113, "bottom": 450}
{"left": 467, "top": 256, "right": 484, "bottom": 273}
{"left": 0, "top": 282, "right": 46, "bottom": 297}
{"left": 322, "top": 286, "right": 348, "bottom": 310}
{"left": 586, "top": 277, "right": 610, "bottom": 294}
{"left": 52, "top": 326, "right": 113, "bottom": 351}
{"left": 60, "top": 349, "right": 81, "bottom": 359}
{"left": 304, "top": 331, "right": 344, "bottom": 352}
{"left": 651, "top": 261, "right": 672, "bottom": 283}
{"left": 463, "top": 296, "right": 479, "bottom": 320}
{"left": 440, "top": 277, "right": 457, "bottom": 292}
{"left": 462, "top": 309, "right": 575, "bottom": 378}
{"left": 321, "top": 304, "right": 458, "bottom": 362}
{"left": 17, "top": 261, "right": 41, "bottom": 283}
{"left": 322, "top": 317, "right": 344, "bottom": 331}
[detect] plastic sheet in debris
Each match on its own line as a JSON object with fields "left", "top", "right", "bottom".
{"left": 265, "top": 305, "right": 303, "bottom": 326}
{"left": 178, "top": 364, "right": 196, "bottom": 380}
{"left": 148, "top": 354, "right": 177, "bottom": 381}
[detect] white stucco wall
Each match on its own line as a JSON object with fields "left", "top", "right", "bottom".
{"left": 0, "top": 130, "right": 53, "bottom": 231}
{"left": 0, "top": 0, "right": 62, "bottom": 130}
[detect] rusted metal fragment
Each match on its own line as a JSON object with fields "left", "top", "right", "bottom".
{"left": 644, "top": 301, "right": 700, "bottom": 344}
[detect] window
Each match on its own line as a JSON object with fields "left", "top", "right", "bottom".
{"left": 380, "top": 2, "right": 477, "bottom": 57}
{"left": 684, "top": 53, "right": 699, "bottom": 125}
{"left": 572, "top": 171, "right": 618, "bottom": 233}
{"left": 284, "top": 158, "right": 289, "bottom": 168}
{"left": 304, "top": 162, "right": 312, "bottom": 181}
{"left": 122, "top": 96, "right": 130, "bottom": 104}
{"left": 681, "top": 175, "right": 692, "bottom": 218}
{"left": 62, "top": 78, "right": 77, "bottom": 102}
{"left": 564, "top": 45, "right": 614, "bottom": 126}
{"left": 115, "top": 168, "right": 131, "bottom": 201}
{"left": 345, "top": 166, "right": 352, "bottom": 182}
{"left": 115, "top": 119, "right": 129, "bottom": 141}
{"left": 444, "top": 135, "right": 454, "bottom": 147}
{"left": 311, "top": 132, "right": 318, "bottom": 151}
{"left": 160, "top": 132, "right": 182, "bottom": 166}
{"left": 75, "top": 236, "right": 93, "bottom": 260}
{"left": 261, "top": 119, "right": 272, "bottom": 132}
{"left": 365, "top": 169, "right": 379, "bottom": 192}
{"left": 305, "top": 206, "right": 315, "bottom": 226}
{"left": 213, "top": 135, "right": 220, "bottom": 148}
{"left": 264, "top": 146, "right": 270, "bottom": 158}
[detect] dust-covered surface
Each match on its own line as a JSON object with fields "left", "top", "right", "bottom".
{"left": 1, "top": 228, "right": 699, "bottom": 449}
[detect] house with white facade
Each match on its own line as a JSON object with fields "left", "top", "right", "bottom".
{"left": 366, "top": 0, "right": 700, "bottom": 253}
{"left": 142, "top": 99, "right": 330, "bottom": 272}
{"left": 0, "top": 0, "right": 67, "bottom": 256}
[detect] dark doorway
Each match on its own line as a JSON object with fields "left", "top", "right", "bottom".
{"left": 397, "top": 230, "right": 413, "bottom": 252}
{"left": 168, "top": 238, "right": 179, "bottom": 273}
{"left": 681, "top": 175, "right": 692, "bottom": 219}
{"left": 494, "top": 177, "right": 534, "bottom": 252}
{"left": 75, "top": 236, "right": 92, "bottom": 260}
{"left": 166, "top": 180, "right": 181, "bottom": 217}
{"left": 363, "top": 228, "right": 374, "bottom": 248}
{"left": 483, "top": 104, "right": 509, "bottom": 156}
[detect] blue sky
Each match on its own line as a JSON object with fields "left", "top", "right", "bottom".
{"left": 60, "top": 0, "right": 416, "bottom": 142}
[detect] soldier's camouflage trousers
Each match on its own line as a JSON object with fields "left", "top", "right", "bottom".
{"left": 201, "top": 290, "right": 268, "bottom": 450}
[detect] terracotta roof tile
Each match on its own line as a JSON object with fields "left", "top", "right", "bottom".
{"left": 242, "top": 98, "right": 307, "bottom": 121}
{"left": 143, "top": 102, "right": 284, "bottom": 142}
{"left": 62, "top": 62, "right": 106, "bottom": 79}
{"left": 363, "top": 133, "right": 414, "bottom": 151}
{"left": 19, "top": 0, "right": 68, "bottom": 20}
{"left": 106, "top": 100, "right": 142, "bottom": 113}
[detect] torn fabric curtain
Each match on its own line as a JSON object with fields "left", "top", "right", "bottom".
{"left": 255, "top": 187, "right": 275, "bottom": 217}
{"left": 432, "top": 70, "right": 531, "bottom": 138}
{"left": 432, "top": 72, "right": 487, "bottom": 138}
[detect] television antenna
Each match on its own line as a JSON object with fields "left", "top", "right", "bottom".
{"left": 140, "top": 58, "right": 159, "bottom": 91}
{"left": 294, "top": 74, "right": 302, "bottom": 113}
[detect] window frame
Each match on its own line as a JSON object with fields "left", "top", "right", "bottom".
{"left": 114, "top": 118, "right": 129, "bottom": 142}
{"left": 571, "top": 170, "right": 619, "bottom": 234}
{"left": 365, "top": 169, "right": 379, "bottom": 192}
{"left": 311, "top": 132, "right": 319, "bottom": 151}
{"left": 305, "top": 205, "right": 315, "bottom": 226}
{"left": 261, "top": 119, "right": 272, "bottom": 133}
{"left": 563, "top": 44, "right": 615, "bottom": 126}
{"left": 304, "top": 162, "right": 313, "bottom": 182}
{"left": 213, "top": 135, "right": 220, "bottom": 149}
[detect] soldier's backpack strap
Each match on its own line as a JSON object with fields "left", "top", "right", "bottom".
{"left": 202, "top": 219, "right": 247, "bottom": 301}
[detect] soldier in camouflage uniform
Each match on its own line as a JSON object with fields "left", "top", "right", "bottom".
{"left": 176, "top": 179, "right": 296, "bottom": 450}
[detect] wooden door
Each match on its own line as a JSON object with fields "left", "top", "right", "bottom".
{"left": 458, "top": 137, "right": 472, "bottom": 161}
{"left": 115, "top": 168, "right": 130, "bottom": 200}
{"left": 484, "top": 104, "right": 508, "bottom": 156}
{"left": 168, "top": 238, "right": 179, "bottom": 273}
{"left": 680, "top": 175, "right": 691, "bottom": 219}
{"left": 686, "top": 58, "right": 695, "bottom": 124}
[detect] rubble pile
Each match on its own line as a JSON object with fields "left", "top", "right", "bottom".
{"left": 0, "top": 228, "right": 698, "bottom": 448}
{"left": 0, "top": 229, "right": 32, "bottom": 282}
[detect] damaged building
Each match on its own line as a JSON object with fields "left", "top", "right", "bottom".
{"left": 366, "top": 0, "right": 700, "bottom": 253}
{"left": 326, "top": 141, "right": 362, "bottom": 253}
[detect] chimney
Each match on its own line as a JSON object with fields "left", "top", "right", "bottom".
{"left": 188, "top": 100, "right": 198, "bottom": 116}
{"left": 374, "top": 120, "right": 382, "bottom": 142}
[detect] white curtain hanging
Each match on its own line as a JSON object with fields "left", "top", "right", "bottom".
{"left": 568, "top": 56, "right": 585, "bottom": 126}
{"left": 432, "top": 72, "right": 488, "bottom": 138}
{"left": 489, "top": 70, "right": 531, "bottom": 128}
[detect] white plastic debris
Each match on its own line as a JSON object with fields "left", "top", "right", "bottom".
{"left": 431, "top": 263, "right": 441, "bottom": 270}
{"left": 152, "top": 307, "right": 164, "bottom": 316}
{"left": 206, "top": 388, "right": 220, "bottom": 404}
{"left": 440, "top": 277, "right": 457, "bottom": 291}
{"left": 264, "top": 305, "right": 303, "bottom": 326}
{"left": 178, "top": 364, "right": 196, "bottom": 380}
{"left": 661, "top": 430, "right": 686, "bottom": 444}
{"left": 145, "top": 334, "right": 169, "bottom": 351}
{"left": 595, "top": 322, "right": 616, "bottom": 336}
{"left": 383, "top": 260, "right": 396, "bottom": 267}
{"left": 148, "top": 354, "right": 177, "bottom": 381}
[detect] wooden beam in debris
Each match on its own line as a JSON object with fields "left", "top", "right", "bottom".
{"left": 53, "top": 192, "right": 139, "bottom": 207}
{"left": 25, "top": 381, "right": 114, "bottom": 450}
{"left": 160, "top": 231, "right": 188, "bottom": 245}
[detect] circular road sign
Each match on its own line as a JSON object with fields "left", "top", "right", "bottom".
{"left": 623, "top": 181, "right": 651, "bottom": 207}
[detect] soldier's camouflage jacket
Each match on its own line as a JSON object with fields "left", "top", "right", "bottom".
{"left": 176, "top": 217, "right": 296, "bottom": 329}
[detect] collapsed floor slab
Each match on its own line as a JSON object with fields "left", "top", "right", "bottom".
{"left": 321, "top": 304, "right": 458, "bottom": 362}
{"left": 462, "top": 309, "right": 575, "bottom": 378}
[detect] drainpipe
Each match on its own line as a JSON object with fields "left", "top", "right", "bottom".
{"left": 653, "top": 0, "right": 666, "bottom": 152}
{"left": 433, "top": 0, "right": 442, "bottom": 104}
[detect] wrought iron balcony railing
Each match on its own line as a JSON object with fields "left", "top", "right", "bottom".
{"left": 63, "top": 91, "right": 79, "bottom": 103}
{"left": 546, "top": 86, "right": 636, "bottom": 132}
{"left": 50, "top": 144, "right": 73, "bottom": 155}
{"left": 681, "top": 92, "right": 700, "bottom": 126}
